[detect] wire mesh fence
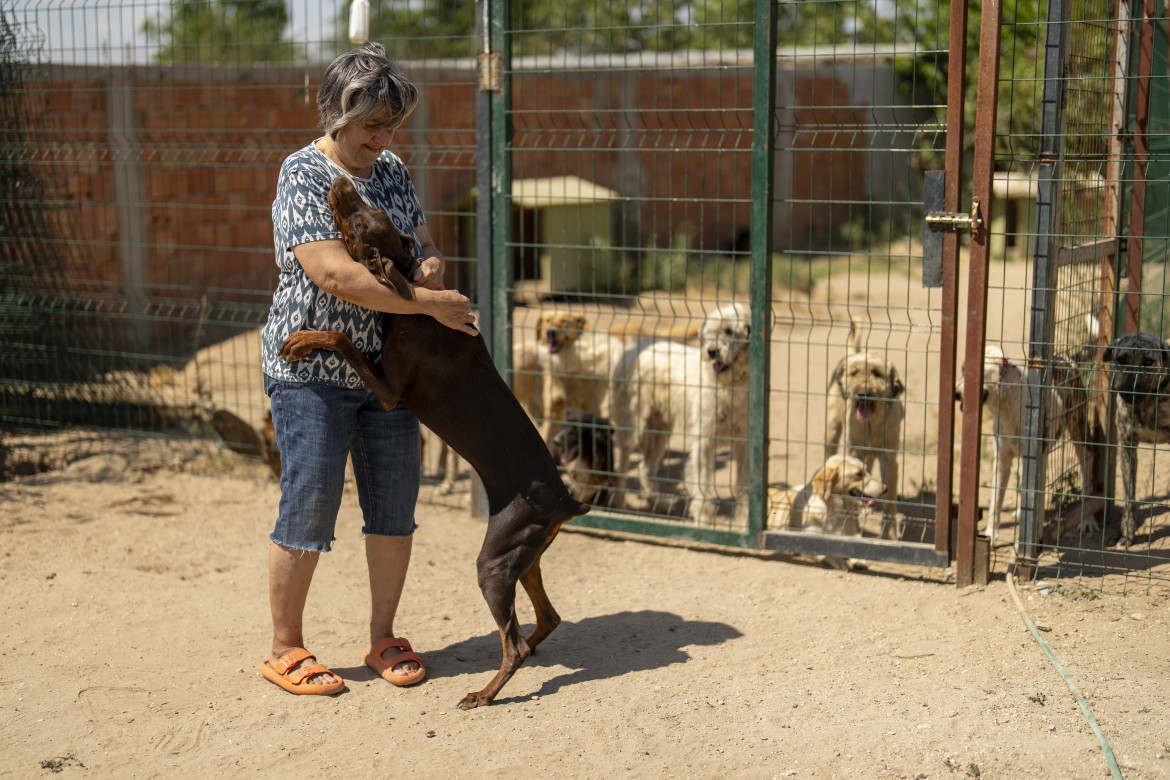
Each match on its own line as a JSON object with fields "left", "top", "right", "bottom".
{"left": 2, "top": 0, "right": 1168, "bottom": 591}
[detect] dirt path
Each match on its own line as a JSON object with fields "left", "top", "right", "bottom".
{"left": 2, "top": 444, "right": 1168, "bottom": 779}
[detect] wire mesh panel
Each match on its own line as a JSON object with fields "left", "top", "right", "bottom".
{"left": 501, "top": 6, "right": 759, "bottom": 540}
{"left": 989, "top": 0, "right": 1170, "bottom": 593}
{"left": 0, "top": 1, "right": 478, "bottom": 496}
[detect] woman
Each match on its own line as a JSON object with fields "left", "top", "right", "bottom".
{"left": 258, "top": 42, "right": 476, "bottom": 695}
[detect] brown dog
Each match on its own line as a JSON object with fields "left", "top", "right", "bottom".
{"left": 281, "top": 175, "right": 589, "bottom": 709}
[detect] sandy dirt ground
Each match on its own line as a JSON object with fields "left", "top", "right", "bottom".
{"left": 1, "top": 440, "right": 1169, "bottom": 779}
{"left": 3, "top": 258, "right": 1170, "bottom": 778}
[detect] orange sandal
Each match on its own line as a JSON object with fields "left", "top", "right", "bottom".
{"left": 363, "top": 637, "right": 426, "bottom": 687}
{"left": 260, "top": 648, "right": 344, "bottom": 695}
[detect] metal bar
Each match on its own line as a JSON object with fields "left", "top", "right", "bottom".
{"left": 955, "top": 0, "right": 1005, "bottom": 587}
{"left": 1054, "top": 237, "right": 1119, "bottom": 267}
{"left": 475, "top": 0, "right": 493, "bottom": 356}
{"left": 1123, "top": 0, "right": 1156, "bottom": 335}
{"left": 571, "top": 513, "right": 757, "bottom": 549}
{"left": 108, "top": 65, "right": 147, "bottom": 355}
{"left": 1017, "top": 0, "right": 1071, "bottom": 577}
{"left": 935, "top": 0, "right": 971, "bottom": 561}
{"left": 761, "top": 531, "right": 951, "bottom": 568}
{"left": 489, "top": 0, "right": 511, "bottom": 369}
{"left": 747, "top": 0, "right": 778, "bottom": 546}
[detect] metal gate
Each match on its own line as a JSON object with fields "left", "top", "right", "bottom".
{"left": 474, "top": 0, "right": 968, "bottom": 574}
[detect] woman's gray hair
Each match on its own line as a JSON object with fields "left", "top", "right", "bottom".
{"left": 318, "top": 42, "right": 419, "bottom": 138}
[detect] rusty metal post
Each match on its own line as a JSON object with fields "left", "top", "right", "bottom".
{"left": 934, "top": 0, "right": 970, "bottom": 565}
{"left": 955, "top": 0, "right": 1006, "bottom": 587}
{"left": 1123, "top": 0, "right": 1156, "bottom": 335}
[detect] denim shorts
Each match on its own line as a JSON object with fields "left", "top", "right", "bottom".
{"left": 264, "top": 373, "right": 420, "bottom": 552}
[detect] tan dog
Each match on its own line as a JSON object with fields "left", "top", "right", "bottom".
{"left": 825, "top": 321, "right": 904, "bottom": 538}
{"left": 955, "top": 344, "right": 1095, "bottom": 543}
{"left": 610, "top": 302, "right": 752, "bottom": 522}
{"left": 767, "top": 454, "right": 885, "bottom": 570}
{"left": 536, "top": 311, "right": 624, "bottom": 443}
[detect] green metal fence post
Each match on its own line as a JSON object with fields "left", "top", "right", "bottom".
{"left": 488, "top": 0, "right": 511, "bottom": 371}
{"left": 748, "top": 0, "right": 778, "bottom": 544}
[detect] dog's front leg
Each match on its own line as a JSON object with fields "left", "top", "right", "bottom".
{"left": 1118, "top": 434, "right": 1140, "bottom": 545}
{"left": 280, "top": 330, "right": 404, "bottom": 411}
{"left": 989, "top": 435, "right": 1013, "bottom": 543}
{"left": 686, "top": 435, "right": 718, "bottom": 523}
{"left": 878, "top": 454, "right": 900, "bottom": 539}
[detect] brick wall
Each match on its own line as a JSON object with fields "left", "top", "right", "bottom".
{"left": 16, "top": 56, "right": 918, "bottom": 355}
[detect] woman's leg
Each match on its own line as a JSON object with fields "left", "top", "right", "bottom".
{"left": 351, "top": 396, "right": 422, "bottom": 675}
{"left": 365, "top": 534, "right": 419, "bottom": 675}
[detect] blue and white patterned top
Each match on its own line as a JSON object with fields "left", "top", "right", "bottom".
{"left": 261, "top": 141, "right": 426, "bottom": 387}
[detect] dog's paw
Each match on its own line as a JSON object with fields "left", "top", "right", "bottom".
{"left": 279, "top": 332, "right": 315, "bottom": 362}
{"left": 458, "top": 691, "right": 489, "bottom": 710}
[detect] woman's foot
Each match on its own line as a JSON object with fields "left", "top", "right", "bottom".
{"left": 260, "top": 648, "right": 344, "bottom": 695}
{"left": 363, "top": 637, "right": 426, "bottom": 686}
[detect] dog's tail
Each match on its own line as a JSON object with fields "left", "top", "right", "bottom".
{"left": 1068, "top": 313, "right": 1101, "bottom": 366}
{"left": 847, "top": 315, "right": 862, "bottom": 354}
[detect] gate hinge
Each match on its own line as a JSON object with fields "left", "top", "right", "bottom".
{"left": 477, "top": 52, "right": 502, "bottom": 92}
{"left": 925, "top": 196, "right": 983, "bottom": 233}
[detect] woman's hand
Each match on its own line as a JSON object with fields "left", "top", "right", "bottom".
{"left": 419, "top": 288, "right": 477, "bottom": 335}
{"left": 412, "top": 255, "right": 445, "bottom": 290}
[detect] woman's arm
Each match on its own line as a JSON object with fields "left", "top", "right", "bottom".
{"left": 411, "top": 223, "right": 446, "bottom": 291}
{"left": 294, "top": 239, "right": 476, "bottom": 335}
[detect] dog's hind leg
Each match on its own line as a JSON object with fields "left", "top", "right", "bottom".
{"left": 519, "top": 554, "right": 561, "bottom": 650}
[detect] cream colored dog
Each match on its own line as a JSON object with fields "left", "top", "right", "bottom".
{"left": 767, "top": 454, "right": 885, "bottom": 570}
{"left": 536, "top": 311, "right": 625, "bottom": 443}
{"left": 825, "top": 321, "right": 904, "bottom": 538}
{"left": 611, "top": 302, "right": 752, "bottom": 522}
{"left": 955, "top": 344, "right": 1093, "bottom": 543}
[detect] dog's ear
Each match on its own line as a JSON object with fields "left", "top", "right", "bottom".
{"left": 1102, "top": 344, "right": 1114, "bottom": 363}
{"left": 574, "top": 314, "right": 588, "bottom": 332}
{"left": 397, "top": 232, "right": 416, "bottom": 254}
{"left": 828, "top": 361, "right": 845, "bottom": 392}
{"left": 887, "top": 365, "right": 905, "bottom": 398}
{"left": 811, "top": 462, "right": 839, "bottom": 495}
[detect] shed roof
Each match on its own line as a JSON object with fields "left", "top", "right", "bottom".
{"left": 511, "top": 176, "right": 619, "bottom": 208}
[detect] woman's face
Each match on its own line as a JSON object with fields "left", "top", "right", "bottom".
{"left": 330, "top": 115, "right": 395, "bottom": 176}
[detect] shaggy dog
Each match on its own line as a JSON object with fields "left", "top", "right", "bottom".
{"left": 1103, "top": 331, "right": 1170, "bottom": 545}
{"left": 536, "top": 311, "right": 625, "bottom": 443}
{"left": 610, "top": 301, "right": 752, "bottom": 522}
{"left": 825, "top": 322, "right": 904, "bottom": 538}
{"left": 549, "top": 410, "right": 616, "bottom": 506}
{"left": 766, "top": 454, "right": 885, "bottom": 570}
{"left": 954, "top": 344, "right": 1095, "bottom": 543}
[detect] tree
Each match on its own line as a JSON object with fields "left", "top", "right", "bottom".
{"left": 142, "top": 0, "right": 294, "bottom": 63}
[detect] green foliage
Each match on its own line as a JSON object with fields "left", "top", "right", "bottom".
{"left": 142, "top": 0, "right": 294, "bottom": 63}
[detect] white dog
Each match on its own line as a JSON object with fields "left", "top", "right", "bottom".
{"left": 766, "top": 454, "right": 885, "bottom": 570}
{"left": 955, "top": 344, "right": 1093, "bottom": 543}
{"left": 610, "top": 302, "right": 752, "bottom": 522}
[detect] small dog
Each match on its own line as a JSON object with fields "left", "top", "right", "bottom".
{"left": 766, "top": 454, "right": 885, "bottom": 570}
{"left": 550, "top": 410, "right": 616, "bottom": 506}
{"left": 610, "top": 301, "right": 752, "bottom": 522}
{"left": 1103, "top": 331, "right": 1170, "bottom": 545}
{"left": 825, "top": 321, "right": 904, "bottom": 538}
{"left": 955, "top": 345, "right": 1095, "bottom": 543}
{"left": 536, "top": 311, "right": 624, "bottom": 443}
{"left": 282, "top": 175, "right": 589, "bottom": 709}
